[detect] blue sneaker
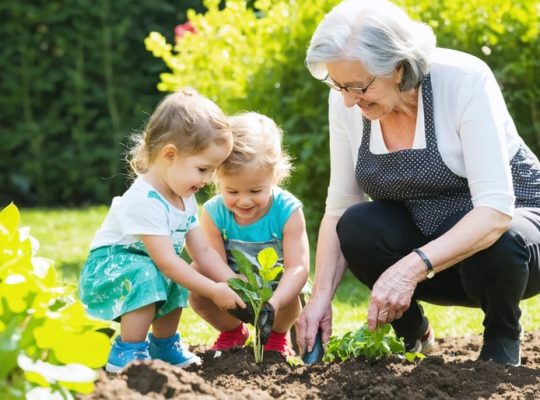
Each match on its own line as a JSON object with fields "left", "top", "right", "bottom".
{"left": 148, "top": 332, "right": 201, "bottom": 367}
{"left": 105, "top": 337, "right": 151, "bottom": 373}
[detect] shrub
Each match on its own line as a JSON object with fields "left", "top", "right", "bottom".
{"left": 0, "top": 203, "right": 110, "bottom": 399}
{"left": 145, "top": 0, "right": 539, "bottom": 234}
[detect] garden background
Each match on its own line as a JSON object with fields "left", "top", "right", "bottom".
{"left": 1, "top": 0, "right": 539, "bottom": 395}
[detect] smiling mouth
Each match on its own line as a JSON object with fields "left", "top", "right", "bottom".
{"left": 358, "top": 102, "right": 375, "bottom": 110}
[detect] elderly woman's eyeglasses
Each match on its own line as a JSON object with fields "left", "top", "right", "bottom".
{"left": 321, "top": 75, "right": 376, "bottom": 95}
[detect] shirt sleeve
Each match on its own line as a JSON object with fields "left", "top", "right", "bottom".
{"left": 325, "top": 91, "right": 366, "bottom": 216}
{"left": 184, "top": 195, "right": 200, "bottom": 231}
{"left": 275, "top": 189, "right": 302, "bottom": 232}
{"left": 458, "top": 64, "right": 515, "bottom": 216}
{"left": 203, "top": 195, "right": 226, "bottom": 231}
{"left": 117, "top": 196, "right": 170, "bottom": 236}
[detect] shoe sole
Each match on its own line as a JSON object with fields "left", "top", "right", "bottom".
{"left": 173, "top": 355, "right": 202, "bottom": 368}
{"left": 105, "top": 363, "right": 123, "bottom": 373}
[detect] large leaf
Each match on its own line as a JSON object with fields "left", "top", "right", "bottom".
{"left": 260, "top": 266, "right": 283, "bottom": 283}
{"left": 257, "top": 247, "right": 278, "bottom": 270}
{"left": 230, "top": 249, "right": 258, "bottom": 289}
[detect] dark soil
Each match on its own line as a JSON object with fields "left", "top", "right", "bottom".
{"left": 82, "top": 331, "right": 540, "bottom": 400}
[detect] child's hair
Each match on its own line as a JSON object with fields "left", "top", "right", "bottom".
{"left": 217, "top": 112, "right": 292, "bottom": 184}
{"left": 129, "top": 87, "right": 231, "bottom": 175}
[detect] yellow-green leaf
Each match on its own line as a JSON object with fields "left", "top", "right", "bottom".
{"left": 257, "top": 247, "right": 278, "bottom": 270}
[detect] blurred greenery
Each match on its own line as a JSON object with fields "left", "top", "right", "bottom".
{"left": 145, "top": 0, "right": 540, "bottom": 236}
{"left": 20, "top": 206, "right": 540, "bottom": 346}
{"left": 0, "top": 0, "right": 205, "bottom": 207}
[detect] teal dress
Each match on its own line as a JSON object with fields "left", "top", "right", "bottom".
{"left": 79, "top": 177, "right": 198, "bottom": 321}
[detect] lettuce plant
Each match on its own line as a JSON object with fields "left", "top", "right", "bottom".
{"left": 323, "top": 323, "right": 425, "bottom": 363}
{"left": 0, "top": 203, "right": 110, "bottom": 399}
{"left": 228, "top": 248, "right": 282, "bottom": 363}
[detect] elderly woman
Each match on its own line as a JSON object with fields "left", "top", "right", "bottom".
{"left": 296, "top": 0, "right": 540, "bottom": 366}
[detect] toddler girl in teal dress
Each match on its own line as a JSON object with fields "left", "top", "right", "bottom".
{"left": 79, "top": 88, "right": 246, "bottom": 372}
{"left": 189, "top": 112, "right": 310, "bottom": 355}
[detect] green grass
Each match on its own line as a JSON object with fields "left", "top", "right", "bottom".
{"left": 20, "top": 206, "right": 540, "bottom": 346}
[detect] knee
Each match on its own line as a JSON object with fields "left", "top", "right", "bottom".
{"left": 461, "top": 230, "right": 529, "bottom": 286}
{"left": 188, "top": 291, "right": 206, "bottom": 311}
{"left": 337, "top": 203, "right": 385, "bottom": 256}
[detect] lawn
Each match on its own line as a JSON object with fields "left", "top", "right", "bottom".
{"left": 21, "top": 206, "right": 540, "bottom": 346}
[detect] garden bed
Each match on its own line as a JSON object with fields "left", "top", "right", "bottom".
{"left": 83, "top": 330, "right": 540, "bottom": 399}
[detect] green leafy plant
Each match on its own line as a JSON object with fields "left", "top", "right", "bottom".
{"left": 228, "top": 247, "right": 282, "bottom": 363}
{"left": 0, "top": 203, "right": 111, "bottom": 399}
{"left": 323, "top": 323, "right": 425, "bottom": 363}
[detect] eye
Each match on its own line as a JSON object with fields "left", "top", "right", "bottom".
{"left": 227, "top": 190, "right": 238, "bottom": 195}
{"left": 198, "top": 168, "right": 207, "bottom": 173}
{"left": 251, "top": 189, "right": 262, "bottom": 194}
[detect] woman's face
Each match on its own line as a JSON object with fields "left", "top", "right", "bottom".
{"left": 325, "top": 60, "right": 403, "bottom": 120}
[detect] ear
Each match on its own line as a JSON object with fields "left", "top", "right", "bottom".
{"left": 160, "top": 143, "right": 178, "bottom": 163}
{"left": 395, "top": 63, "right": 404, "bottom": 85}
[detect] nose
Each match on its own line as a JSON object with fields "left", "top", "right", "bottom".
{"left": 341, "top": 91, "right": 360, "bottom": 108}
{"left": 202, "top": 171, "right": 213, "bottom": 185}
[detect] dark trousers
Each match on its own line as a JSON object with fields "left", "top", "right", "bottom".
{"left": 336, "top": 201, "right": 540, "bottom": 347}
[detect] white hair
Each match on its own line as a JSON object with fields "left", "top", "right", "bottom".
{"left": 306, "top": 0, "right": 436, "bottom": 90}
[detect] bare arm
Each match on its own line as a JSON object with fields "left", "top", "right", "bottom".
{"left": 368, "top": 206, "right": 511, "bottom": 329}
{"left": 296, "top": 213, "right": 348, "bottom": 351}
{"left": 141, "top": 234, "right": 244, "bottom": 310}
{"left": 196, "top": 209, "right": 230, "bottom": 281}
{"left": 185, "top": 225, "right": 237, "bottom": 283}
{"left": 270, "top": 208, "right": 309, "bottom": 310}
{"left": 312, "top": 214, "right": 348, "bottom": 301}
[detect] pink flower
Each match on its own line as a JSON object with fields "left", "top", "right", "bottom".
{"left": 175, "top": 21, "right": 197, "bottom": 42}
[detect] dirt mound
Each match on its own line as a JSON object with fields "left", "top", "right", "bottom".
{"left": 82, "top": 331, "right": 540, "bottom": 400}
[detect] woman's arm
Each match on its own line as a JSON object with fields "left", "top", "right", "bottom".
{"left": 141, "top": 234, "right": 244, "bottom": 310}
{"left": 269, "top": 208, "right": 309, "bottom": 310}
{"left": 296, "top": 213, "right": 348, "bottom": 352}
{"left": 368, "top": 206, "right": 511, "bottom": 329}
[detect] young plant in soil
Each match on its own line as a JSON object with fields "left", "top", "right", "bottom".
{"left": 323, "top": 323, "right": 425, "bottom": 362}
{"left": 228, "top": 248, "right": 282, "bottom": 363}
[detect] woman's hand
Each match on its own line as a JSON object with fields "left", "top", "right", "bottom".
{"left": 367, "top": 262, "right": 419, "bottom": 330}
{"left": 212, "top": 282, "right": 246, "bottom": 311}
{"left": 295, "top": 294, "right": 333, "bottom": 354}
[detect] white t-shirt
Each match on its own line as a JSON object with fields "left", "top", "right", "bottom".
{"left": 91, "top": 177, "right": 199, "bottom": 255}
{"left": 326, "top": 47, "right": 523, "bottom": 218}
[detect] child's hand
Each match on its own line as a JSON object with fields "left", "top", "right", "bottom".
{"left": 212, "top": 282, "right": 246, "bottom": 311}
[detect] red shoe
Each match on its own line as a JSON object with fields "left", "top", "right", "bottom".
{"left": 211, "top": 323, "right": 249, "bottom": 351}
{"left": 264, "top": 330, "right": 293, "bottom": 356}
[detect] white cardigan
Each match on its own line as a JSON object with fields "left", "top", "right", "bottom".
{"left": 325, "top": 47, "right": 523, "bottom": 218}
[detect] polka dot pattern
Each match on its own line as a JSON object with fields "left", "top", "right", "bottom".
{"left": 355, "top": 74, "right": 540, "bottom": 236}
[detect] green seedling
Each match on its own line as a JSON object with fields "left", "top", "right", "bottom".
{"left": 323, "top": 323, "right": 425, "bottom": 363}
{"left": 228, "top": 248, "right": 282, "bottom": 363}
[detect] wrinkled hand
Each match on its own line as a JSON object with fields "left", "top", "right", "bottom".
{"left": 227, "top": 302, "right": 255, "bottom": 324}
{"left": 367, "top": 264, "right": 418, "bottom": 330}
{"left": 212, "top": 282, "right": 246, "bottom": 311}
{"left": 257, "top": 302, "right": 275, "bottom": 344}
{"left": 295, "top": 294, "right": 332, "bottom": 355}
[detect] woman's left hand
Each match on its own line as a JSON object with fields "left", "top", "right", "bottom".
{"left": 367, "top": 263, "right": 419, "bottom": 330}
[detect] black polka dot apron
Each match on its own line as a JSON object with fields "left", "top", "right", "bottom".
{"left": 355, "top": 74, "right": 540, "bottom": 236}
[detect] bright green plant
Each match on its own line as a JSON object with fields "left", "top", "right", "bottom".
{"left": 323, "top": 323, "right": 424, "bottom": 363}
{"left": 0, "top": 203, "right": 110, "bottom": 399}
{"left": 228, "top": 248, "right": 283, "bottom": 363}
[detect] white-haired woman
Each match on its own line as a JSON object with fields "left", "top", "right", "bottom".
{"left": 296, "top": 0, "right": 540, "bottom": 366}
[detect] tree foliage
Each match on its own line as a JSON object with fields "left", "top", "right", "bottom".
{"left": 145, "top": 0, "right": 540, "bottom": 233}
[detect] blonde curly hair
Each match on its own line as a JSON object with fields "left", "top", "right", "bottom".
{"left": 217, "top": 112, "right": 292, "bottom": 184}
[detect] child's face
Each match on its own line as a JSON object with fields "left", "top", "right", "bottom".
{"left": 219, "top": 168, "right": 275, "bottom": 225}
{"left": 166, "top": 142, "right": 231, "bottom": 198}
